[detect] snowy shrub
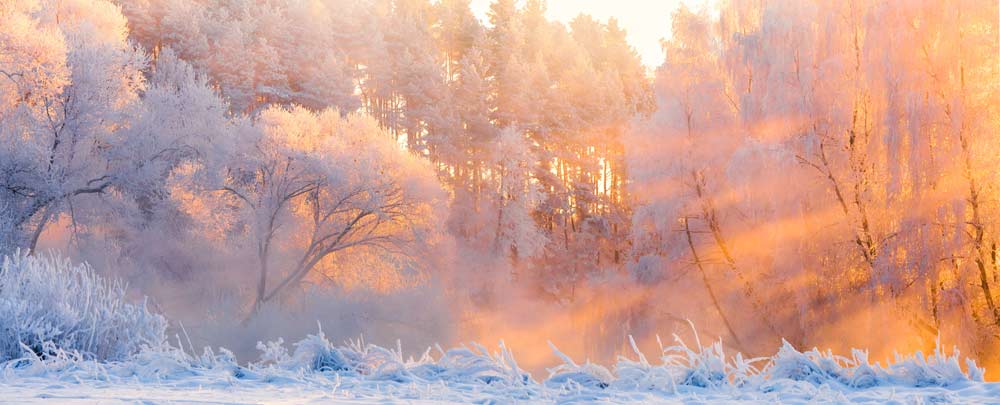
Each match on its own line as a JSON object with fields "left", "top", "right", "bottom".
{"left": 546, "top": 341, "right": 614, "bottom": 390}
{"left": 290, "top": 332, "right": 358, "bottom": 373}
{"left": 608, "top": 325, "right": 760, "bottom": 392}
{"left": 600, "top": 328, "right": 982, "bottom": 394}
{"left": 254, "top": 326, "right": 361, "bottom": 374}
{"left": 761, "top": 338, "right": 984, "bottom": 389}
{"left": 841, "top": 349, "right": 879, "bottom": 388}
{"left": 766, "top": 341, "right": 848, "bottom": 385}
{"left": 254, "top": 328, "right": 533, "bottom": 388}
{"left": 887, "top": 343, "right": 984, "bottom": 386}
{"left": 665, "top": 335, "right": 730, "bottom": 388}
{"left": 0, "top": 252, "right": 167, "bottom": 362}
{"left": 434, "top": 341, "right": 532, "bottom": 386}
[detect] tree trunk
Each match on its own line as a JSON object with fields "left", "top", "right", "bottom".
{"left": 683, "top": 217, "right": 746, "bottom": 352}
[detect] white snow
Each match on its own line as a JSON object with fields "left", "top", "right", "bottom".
{"left": 2, "top": 328, "right": 998, "bottom": 404}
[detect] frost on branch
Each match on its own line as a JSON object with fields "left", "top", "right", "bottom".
{"left": 0, "top": 251, "right": 166, "bottom": 362}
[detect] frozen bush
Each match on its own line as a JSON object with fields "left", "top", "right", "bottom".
{"left": 290, "top": 332, "right": 357, "bottom": 373}
{"left": 434, "top": 341, "right": 532, "bottom": 386}
{"left": 0, "top": 252, "right": 167, "bottom": 362}
{"left": 253, "top": 329, "right": 533, "bottom": 387}
{"left": 766, "top": 341, "right": 847, "bottom": 385}
{"left": 546, "top": 340, "right": 613, "bottom": 389}
{"left": 254, "top": 326, "right": 362, "bottom": 374}
{"left": 887, "top": 342, "right": 984, "bottom": 386}
{"left": 602, "top": 329, "right": 982, "bottom": 394}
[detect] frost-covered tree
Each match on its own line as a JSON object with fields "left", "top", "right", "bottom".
{"left": 0, "top": 0, "right": 178, "bottom": 254}
{"left": 117, "top": 0, "right": 361, "bottom": 114}
{"left": 75, "top": 48, "right": 234, "bottom": 282}
{"left": 492, "top": 127, "right": 546, "bottom": 263}
{"left": 434, "top": 0, "right": 482, "bottom": 80}
{"left": 212, "top": 106, "right": 443, "bottom": 315}
{"left": 628, "top": 0, "right": 1000, "bottom": 357}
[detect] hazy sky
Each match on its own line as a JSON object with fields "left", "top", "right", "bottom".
{"left": 469, "top": 0, "right": 711, "bottom": 68}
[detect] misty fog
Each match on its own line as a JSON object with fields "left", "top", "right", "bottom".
{"left": 2, "top": 0, "right": 1000, "bottom": 381}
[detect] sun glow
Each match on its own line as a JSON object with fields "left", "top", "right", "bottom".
{"left": 4, "top": 0, "right": 1000, "bottom": 387}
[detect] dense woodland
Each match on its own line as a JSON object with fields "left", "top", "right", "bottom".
{"left": 632, "top": 0, "right": 1000, "bottom": 359}
{"left": 2, "top": 0, "right": 1000, "bottom": 373}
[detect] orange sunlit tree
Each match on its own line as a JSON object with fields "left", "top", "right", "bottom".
{"left": 630, "top": 0, "right": 1000, "bottom": 368}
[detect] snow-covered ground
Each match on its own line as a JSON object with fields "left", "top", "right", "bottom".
{"left": 2, "top": 330, "right": 998, "bottom": 404}
{"left": 3, "top": 374, "right": 998, "bottom": 404}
